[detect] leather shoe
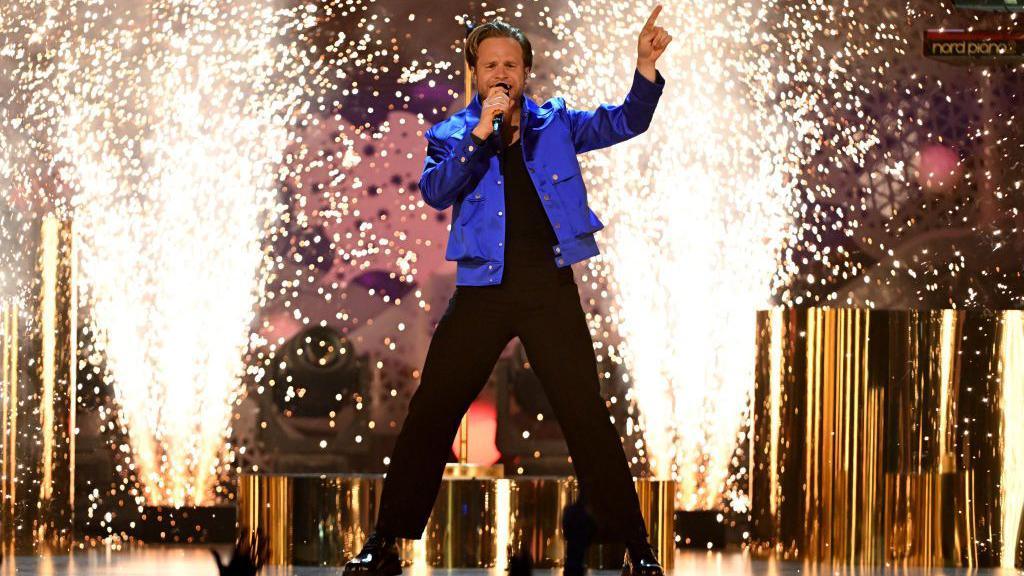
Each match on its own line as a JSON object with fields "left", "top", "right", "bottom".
{"left": 621, "top": 544, "right": 664, "bottom": 576}
{"left": 562, "top": 501, "right": 595, "bottom": 576}
{"left": 343, "top": 532, "right": 402, "bottom": 576}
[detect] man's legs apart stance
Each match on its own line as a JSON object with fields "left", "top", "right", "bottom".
{"left": 344, "top": 283, "right": 663, "bottom": 576}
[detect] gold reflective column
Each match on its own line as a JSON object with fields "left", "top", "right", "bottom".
{"left": 1, "top": 214, "right": 77, "bottom": 554}
{"left": 507, "top": 478, "right": 675, "bottom": 570}
{"left": 751, "top": 308, "right": 1024, "bottom": 568}
{"left": 420, "top": 478, "right": 505, "bottom": 568}
{"left": 237, "top": 474, "right": 294, "bottom": 565}
{"left": 238, "top": 474, "right": 676, "bottom": 569}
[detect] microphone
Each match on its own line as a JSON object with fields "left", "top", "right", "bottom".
{"left": 492, "top": 82, "right": 511, "bottom": 136}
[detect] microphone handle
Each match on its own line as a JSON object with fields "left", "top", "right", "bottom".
{"left": 493, "top": 113, "right": 503, "bottom": 138}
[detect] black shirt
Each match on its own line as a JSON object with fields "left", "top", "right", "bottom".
{"left": 500, "top": 139, "right": 574, "bottom": 287}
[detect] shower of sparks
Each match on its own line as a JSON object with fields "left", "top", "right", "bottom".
{"left": 66, "top": 2, "right": 303, "bottom": 508}
{"left": 548, "top": 1, "right": 795, "bottom": 510}
{"left": 546, "top": 0, "right": 1024, "bottom": 510}
{"left": 999, "top": 311, "right": 1024, "bottom": 568}
{"left": 0, "top": 0, "right": 409, "bottom": 508}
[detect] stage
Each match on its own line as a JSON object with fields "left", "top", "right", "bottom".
{"left": 2, "top": 0, "right": 1023, "bottom": 574}
{"left": 6, "top": 548, "right": 1020, "bottom": 576}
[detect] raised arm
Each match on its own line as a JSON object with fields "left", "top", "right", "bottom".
{"left": 563, "top": 4, "right": 672, "bottom": 154}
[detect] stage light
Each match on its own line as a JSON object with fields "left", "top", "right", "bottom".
{"left": 271, "top": 326, "right": 362, "bottom": 419}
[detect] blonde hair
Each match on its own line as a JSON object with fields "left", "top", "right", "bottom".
{"left": 465, "top": 20, "right": 533, "bottom": 69}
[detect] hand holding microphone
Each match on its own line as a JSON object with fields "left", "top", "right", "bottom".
{"left": 472, "top": 82, "right": 511, "bottom": 141}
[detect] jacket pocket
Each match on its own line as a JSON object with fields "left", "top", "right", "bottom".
{"left": 463, "top": 192, "right": 489, "bottom": 251}
{"left": 447, "top": 192, "right": 486, "bottom": 262}
{"left": 551, "top": 167, "right": 580, "bottom": 183}
{"left": 550, "top": 167, "right": 584, "bottom": 234}
{"left": 455, "top": 192, "right": 485, "bottom": 225}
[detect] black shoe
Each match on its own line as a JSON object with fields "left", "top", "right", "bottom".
{"left": 509, "top": 549, "right": 533, "bottom": 576}
{"left": 343, "top": 532, "right": 402, "bottom": 576}
{"left": 621, "top": 543, "right": 663, "bottom": 576}
{"left": 562, "top": 501, "right": 595, "bottom": 576}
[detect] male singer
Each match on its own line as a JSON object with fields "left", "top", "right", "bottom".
{"left": 344, "top": 7, "right": 672, "bottom": 576}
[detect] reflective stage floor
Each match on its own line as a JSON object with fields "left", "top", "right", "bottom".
{"left": 2, "top": 548, "right": 1022, "bottom": 576}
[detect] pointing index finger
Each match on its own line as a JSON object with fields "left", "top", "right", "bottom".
{"left": 643, "top": 4, "right": 663, "bottom": 32}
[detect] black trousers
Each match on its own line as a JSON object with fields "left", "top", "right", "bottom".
{"left": 374, "top": 273, "right": 648, "bottom": 543}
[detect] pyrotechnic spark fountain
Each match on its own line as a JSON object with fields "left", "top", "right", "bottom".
{"left": 546, "top": 0, "right": 1024, "bottom": 511}
{"left": 0, "top": 0, "right": 404, "bottom": 508}
{"left": 36, "top": 0, "right": 308, "bottom": 508}
{"left": 999, "top": 311, "right": 1024, "bottom": 567}
{"left": 547, "top": 1, "right": 797, "bottom": 510}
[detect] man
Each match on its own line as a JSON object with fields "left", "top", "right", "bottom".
{"left": 344, "top": 7, "right": 672, "bottom": 576}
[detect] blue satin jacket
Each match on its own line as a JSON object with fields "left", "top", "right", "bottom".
{"left": 418, "top": 69, "right": 665, "bottom": 286}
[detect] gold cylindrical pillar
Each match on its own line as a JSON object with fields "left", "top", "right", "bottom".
{"left": 507, "top": 477, "right": 572, "bottom": 567}
{"left": 1, "top": 214, "right": 77, "bottom": 554}
{"left": 751, "top": 308, "right": 1024, "bottom": 568}
{"left": 237, "top": 473, "right": 294, "bottom": 565}
{"left": 507, "top": 478, "right": 675, "bottom": 570}
{"left": 634, "top": 478, "right": 676, "bottom": 569}
{"left": 422, "top": 478, "right": 506, "bottom": 568}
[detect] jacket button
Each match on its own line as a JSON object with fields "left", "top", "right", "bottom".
{"left": 496, "top": 179, "right": 502, "bottom": 185}
{"left": 488, "top": 265, "right": 493, "bottom": 270}
{"left": 498, "top": 211, "right": 503, "bottom": 217}
{"left": 460, "top": 156, "right": 467, "bottom": 163}
{"left": 552, "top": 174, "right": 559, "bottom": 181}
{"left": 543, "top": 194, "right": 550, "bottom": 201}
{"left": 557, "top": 258, "right": 565, "bottom": 266}
{"left": 468, "top": 145, "right": 475, "bottom": 152}
{"left": 498, "top": 242, "right": 504, "bottom": 247}
{"left": 529, "top": 167, "right": 535, "bottom": 173}
{"left": 554, "top": 247, "right": 561, "bottom": 255}
{"left": 554, "top": 223, "right": 561, "bottom": 229}
{"left": 474, "top": 194, "right": 482, "bottom": 199}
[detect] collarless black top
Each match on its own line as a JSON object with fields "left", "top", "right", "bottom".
{"left": 500, "top": 138, "right": 574, "bottom": 287}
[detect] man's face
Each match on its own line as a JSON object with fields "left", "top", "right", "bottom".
{"left": 472, "top": 36, "right": 529, "bottom": 105}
